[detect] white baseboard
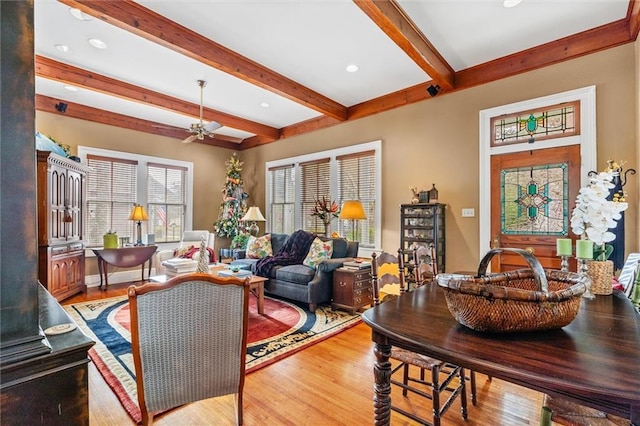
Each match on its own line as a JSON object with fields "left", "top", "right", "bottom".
{"left": 85, "top": 268, "right": 161, "bottom": 288}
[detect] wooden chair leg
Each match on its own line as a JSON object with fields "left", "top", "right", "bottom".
{"left": 402, "top": 363, "right": 410, "bottom": 396}
{"left": 235, "top": 392, "right": 243, "bottom": 425}
{"left": 470, "top": 370, "right": 477, "bottom": 405}
{"left": 459, "top": 368, "right": 468, "bottom": 420}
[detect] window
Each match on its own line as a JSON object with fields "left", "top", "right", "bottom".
{"left": 147, "top": 163, "right": 188, "bottom": 243}
{"left": 265, "top": 141, "right": 381, "bottom": 250}
{"left": 79, "top": 147, "right": 193, "bottom": 247}
{"left": 85, "top": 155, "right": 137, "bottom": 246}
{"left": 301, "top": 158, "right": 330, "bottom": 234}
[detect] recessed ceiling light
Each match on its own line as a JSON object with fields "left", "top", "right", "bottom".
{"left": 69, "top": 8, "right": 92, "bottom": 21}
{"left": 260, "top": 102, "right": 270, "bottom": 108}
{"left": 55, "top": 44, "right": 71, "bottom": 53}
{"left": 88, "top": 38, "right": 107, "bottom": 49}
{"left": 346, "top": 64, "right": 359, "bottom": 73}
{"left": 63, "top": 85, "right": 79, "bottom": 92}
{"left": 503, "top": 0, "right": 522, "bottom": 7}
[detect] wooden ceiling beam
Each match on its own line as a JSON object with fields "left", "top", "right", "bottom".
{"left": 35, "top": 55, "right": 279, "bottom": 140}
{"left": 454, "top": 19, "right": 632, "bottom": 89}
{"left": 58, "top": 0, "right": 348, "bottom": 122}
{"left": 36, "top": 94, "right": 240, "bottom": 149}
{"left": 284, "top": 19, "right": 635, "bottom": 138}
{"left": 628, "top": 0, "right": 640, "bottom": 39}
{"left": 354, "top": 0, "right": 455, "bottom": 91}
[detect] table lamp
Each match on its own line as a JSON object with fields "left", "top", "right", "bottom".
{"left": 242, "top": 206, "right": 266, "bottom": 237}
{"left": 128, "top": 204, "right": 148, "bottom": 246}
{"left": 339, "top": 200, "right": 366, "bottom": 241}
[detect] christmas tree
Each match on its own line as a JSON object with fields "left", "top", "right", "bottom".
{"left": 213, "top": 153, "right": 248, "bottom": 239}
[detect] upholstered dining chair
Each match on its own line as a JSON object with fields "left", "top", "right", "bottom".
{"left": 128, "top": 273, "right": 251, "bottom": 425}
{"left": 371, "top": 250, "right": 473, "bottom": 426}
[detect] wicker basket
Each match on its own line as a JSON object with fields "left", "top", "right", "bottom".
{"left": 436, "top": 248, "right": 588, "bottom": 333}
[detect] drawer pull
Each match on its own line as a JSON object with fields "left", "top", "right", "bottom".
{"left": 340, "top": 281, "right": 347, "bottom": 287}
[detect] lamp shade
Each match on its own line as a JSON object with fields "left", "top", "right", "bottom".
{"left": 128, "top": 204, "right": 148, "bottom": 221}
{"left": 338, "top": 200, "right": 366, "bottom": 220}
{"left": 242, "top": 206, "right": 266, "bottom": 222}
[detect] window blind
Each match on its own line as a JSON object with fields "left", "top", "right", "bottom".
{"left": 300, "top": 158, "right": 330, "bottom": 234}
{"left": 147, "top": 163, "right": 187, "bottom": 243}
{"left": 86, "top": 154, "right": 137, "bottom": 246}
{"left": 268, "top": 164, "right": 295, "bottom": 234}
{"left": 337, "top": 150, "right": 375, "bottom": 246}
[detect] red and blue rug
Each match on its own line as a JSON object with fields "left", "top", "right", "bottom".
{"left": 64, "top": 294, "right": 360, "bottom": 423}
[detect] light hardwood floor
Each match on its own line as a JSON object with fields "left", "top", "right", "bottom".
{"left": 65, "top": 283, "right": 545, "bottom": 425}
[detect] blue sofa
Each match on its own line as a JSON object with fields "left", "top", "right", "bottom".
{"left": 231, "top": 233, "right": 358, "bottom": 311}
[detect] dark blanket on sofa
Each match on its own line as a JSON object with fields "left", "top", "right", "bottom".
{"left": 255, "top": 230, "right": 316, "bottom": 278}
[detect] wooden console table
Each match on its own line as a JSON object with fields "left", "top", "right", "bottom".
{"left": 362, "top": 284, "right": 640, "bottom": 425}
{"left": 92, "top": 246, "right": 157, "bottom": 289}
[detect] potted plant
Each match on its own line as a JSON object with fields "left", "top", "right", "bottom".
{"left": 570, "top": 162, "right": 629, "bottom": 295}
{"left": 231, "top": 232, "right": 250, "bottom": 259}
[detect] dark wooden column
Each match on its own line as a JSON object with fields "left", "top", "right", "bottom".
{"left": 1, "top": 2, "right": 94, "bottom": 424}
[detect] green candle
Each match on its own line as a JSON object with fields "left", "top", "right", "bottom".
{"left": 556, "top": 238, "right": 572, "bottom": 256}
{"left": 576, "top": 240, "right": 593, "bottom": 259}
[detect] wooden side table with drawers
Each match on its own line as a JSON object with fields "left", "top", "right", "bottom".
{"left": 332, "top": 267, "right": 373, "bottom": 314}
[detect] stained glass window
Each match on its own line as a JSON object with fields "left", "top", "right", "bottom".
{"left": 501, "top": 163, "right": 569, "bottom": 235}
{"left": 491, "top": 101, "right": 579, "bottom": 146}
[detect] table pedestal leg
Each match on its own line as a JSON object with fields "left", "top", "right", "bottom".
{"left": 373, "top": 342, "right": 392, "bottom": 426}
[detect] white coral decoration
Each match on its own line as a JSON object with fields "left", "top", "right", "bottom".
{"left": 570, "top": 171, "right": 628, "bottom": 245}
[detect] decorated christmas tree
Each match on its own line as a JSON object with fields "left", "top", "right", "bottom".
{"left": 213, "top": 153, "right": 248, "bottom": 239}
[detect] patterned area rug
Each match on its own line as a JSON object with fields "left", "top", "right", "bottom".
{"left": 64, "top": 294, "right": 360, "bottom": 423}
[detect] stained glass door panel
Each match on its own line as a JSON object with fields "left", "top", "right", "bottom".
{"left": 491, "top": 145, "right": 580, "bottom": 272}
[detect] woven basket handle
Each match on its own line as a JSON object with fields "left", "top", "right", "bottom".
{"left": 477, "top": 248, "right": 549, "bottom": 293}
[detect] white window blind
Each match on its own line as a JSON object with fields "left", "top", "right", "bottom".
{"left": 337, "top": 150, "right": 376, "bottom": 246}
{"left": 300, "top": 158, "right": 330, "bottom": 234}
{"left": 86, "top": 154, "right": 137, "bottom": 246}
{"left": 268, "top": 164, "right": 295, "bottom": 234}
{"left": 265, "top": 141, "right": 380, "bottom": 252}
{"left": 147, "top": 163, "right": 187, "bottom": 243}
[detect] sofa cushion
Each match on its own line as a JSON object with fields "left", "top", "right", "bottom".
{"left": 275, "top": 264, "right": 315, "bottom": 285}
{"left": 246, "top": 234, "right": 272, "bottom": 259}
{"left": 328, "top": 237, "right": 349, "bottom": 258}
{"left": 303, "top": 238, "right": 333, "bottom": 270}
{"left": 270, "top": 233, "right": 289, "bottom": 253}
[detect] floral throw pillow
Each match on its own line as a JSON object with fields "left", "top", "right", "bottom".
{"left": 246, "top": 234, "right": 273, "bottom": 259}
{"left": 303, "top": 238, "right": 333, "bottom": 270}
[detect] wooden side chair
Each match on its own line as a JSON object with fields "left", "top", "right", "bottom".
{"left": 371, "top": 250, "right": 473, "bottom": 426}
{"left": 128, "top": 273, "right": 252, "bottom": 425}
{"left": 540, "top": 394, "right": 629, "bottom": 426}
{"left": 413, "top": 244, "right": 438, "bottom": 286}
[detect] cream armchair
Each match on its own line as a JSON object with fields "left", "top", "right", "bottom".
{"left": 155, "top": 230, "right": 216, "bottom": 274}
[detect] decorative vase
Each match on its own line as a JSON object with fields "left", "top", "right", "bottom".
{"left": 103, "top": 233, "right": 118, "bottom": 249}
{"left": 324, "top": 223, "right": 331, "bottom": 237}
{"left": 587, "top": 260, "right": 614, "bottom": 295}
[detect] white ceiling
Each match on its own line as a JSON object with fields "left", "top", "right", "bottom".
{"left": 34, "top": 0, "right": 631, "bottom": 145}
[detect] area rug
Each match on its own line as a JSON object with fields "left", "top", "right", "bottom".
{"left": 64, "top": 294, "right": 360, "bottom": 423}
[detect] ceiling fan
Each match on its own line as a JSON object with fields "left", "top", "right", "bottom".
{"left": 182, "top": 79, "right": 222, "bottom": 144}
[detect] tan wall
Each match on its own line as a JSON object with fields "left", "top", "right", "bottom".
{"left": 243, "top": 44, "right": 638, "bottom": 272}
{"left": 37, "top": 43, "right": 638, "bottom": 274}
{"left": 36, "top": 113, "right": 239, "bottom": 274}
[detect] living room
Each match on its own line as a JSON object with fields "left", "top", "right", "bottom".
{"left": 2, "top": 1, "right": 640, "bottom": 425}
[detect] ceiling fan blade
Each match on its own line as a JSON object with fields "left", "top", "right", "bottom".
{"left": 203, "top": 121, "right": 222, "bottom": 132}
{"left": 181, "top": 134, "right": 198, "bottom": 144}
